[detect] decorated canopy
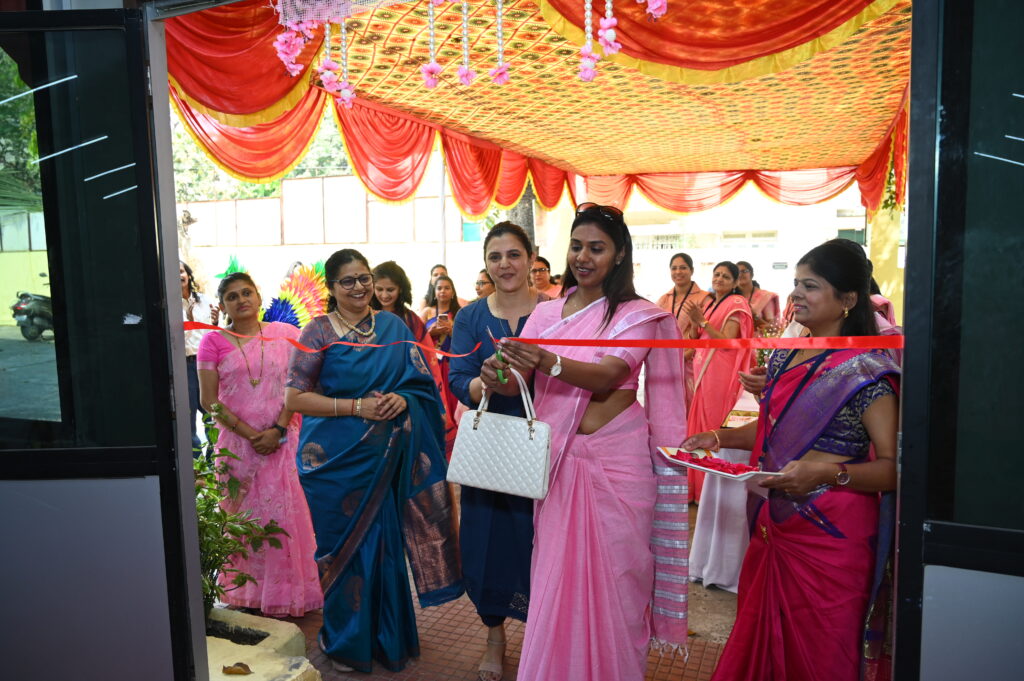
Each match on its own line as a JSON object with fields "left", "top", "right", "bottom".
{"left": 166, "top": 0, "right": 910, "bottom": 216}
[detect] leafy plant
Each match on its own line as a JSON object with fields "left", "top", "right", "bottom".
{"left": 194, "top": 418, "right": 288, "bottom": 616}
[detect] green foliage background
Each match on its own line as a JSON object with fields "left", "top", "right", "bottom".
{"left": 0, "top": 53, "right": 42, "bottom": 210}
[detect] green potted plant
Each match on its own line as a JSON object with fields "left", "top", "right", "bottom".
{"left": 194, "top": 418, "right": 288, "bottom": 617}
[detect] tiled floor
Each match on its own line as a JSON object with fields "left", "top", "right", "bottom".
{"left": 284, "top": 593, "right": 724, "bottom": 681}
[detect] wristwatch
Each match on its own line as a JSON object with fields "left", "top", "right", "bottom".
{"left": 833, "top": 463, "right": 851, "bottom": 486}
{"left": 549, "top": 354, "right": 563, "bottom": 377}
{"left": 272, "top": 424, "right": 287, "bottom": 437}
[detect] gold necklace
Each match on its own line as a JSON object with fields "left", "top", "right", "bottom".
{"left": 232, "top": 323, "right": 265, "bottom": 388}
{"left": 334, "top": 310, "right": 375, "bottom": 337}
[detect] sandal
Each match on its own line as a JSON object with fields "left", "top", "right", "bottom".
{"left": 478, "top": 637, "right": 506, "bottom": 681}
{"left": 330, "top": 658, "right": 355, "bottom": 673}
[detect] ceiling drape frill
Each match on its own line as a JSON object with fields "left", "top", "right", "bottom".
{"left": 170, "top": 81, "right": 329, "bottom": 183}
{"left": 165, "top": 0, "right": 910, "bottom": 217}
{"left": 165, "top": 0, "right": 325, "bottom": 125}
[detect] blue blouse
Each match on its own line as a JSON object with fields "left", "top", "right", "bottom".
{"left": 449, "top": 298, "right": 531, "bottom": 417}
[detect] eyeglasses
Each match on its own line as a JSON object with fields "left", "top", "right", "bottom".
{"left": 531, "top": 267, "right": 549, "bottom": 274}
{"left": 575, "top": 202, "right": 624, "bottom": 219}
{"left": 738, "top": 269, "right": 752, "bottom": 275}
{"left": 329, "top": 274, "right": 373, "bottom": 290}
{"left": 475, "top": 280, "right": 491, "bottom": 287}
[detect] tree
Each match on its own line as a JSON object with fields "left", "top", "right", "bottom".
{"left": 0, "top": 51, "right": 42, "bottom": 207}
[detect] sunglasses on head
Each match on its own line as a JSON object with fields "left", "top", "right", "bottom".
{"left": 575, "top": 202, "right": 624, "bottom": 219}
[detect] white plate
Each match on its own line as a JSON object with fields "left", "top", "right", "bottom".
{"left": 657, "top": 447, "right": 785, "bottom": 482}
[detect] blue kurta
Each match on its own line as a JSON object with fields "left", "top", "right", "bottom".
{"left": 449, "top": 297, "right": 534, "bottom": 624}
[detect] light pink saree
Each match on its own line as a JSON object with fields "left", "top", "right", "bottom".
{"left": 517, "top": 295, "right": 689, "bottom": 681}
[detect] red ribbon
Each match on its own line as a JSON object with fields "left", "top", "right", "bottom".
{"left": 184, "top": 321, "right": 904, "bottom": 353}
{"left": 514, "top": 335, "right": 904, "bottom": 350}
{"left": 182, "top": 321, "right": 482, "bottom": 358}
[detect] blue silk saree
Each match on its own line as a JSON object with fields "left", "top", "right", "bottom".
{"left": 288, "top": 312, "right": 463, "bottom": 672}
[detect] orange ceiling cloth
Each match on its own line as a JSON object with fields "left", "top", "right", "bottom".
{"left": 164, "top": 0, "right": 910, "bottom": 217}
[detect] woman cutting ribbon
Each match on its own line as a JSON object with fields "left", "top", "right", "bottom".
{"left": 492, "top": 204, "right": 689, "bottom": 681}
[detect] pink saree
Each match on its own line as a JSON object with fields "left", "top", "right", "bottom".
{"left": 711, "top": 349, "right": 899, "bottom": 681}
{"left": 197, "top": 322, "right": 323, "bottom": 617}
{"left": 656, "top": 286, "right": 709, "bottom": 404}
{"left": 687, "top": 294, "right": 754, "bottom": 501}
{"left": 749, "top": 288, "right": 781, "bottom": 328}
{"left": 517, "top": 295, "right": 689, "bottom": 681}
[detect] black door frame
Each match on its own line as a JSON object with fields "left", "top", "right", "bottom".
{"left": 0, "top": 9, "right": 205, "bottom": 680}
{"left": 897, "top": 1, "right": 1024, "bottom": 678}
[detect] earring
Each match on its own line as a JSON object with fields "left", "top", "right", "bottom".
{"left": 843, "top": 307, "right": 849, "bottom": 319}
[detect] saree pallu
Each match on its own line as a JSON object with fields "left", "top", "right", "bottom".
{"left": 711, "top": 348, "right": 900, "bottom": 681}
{"left": 425, "top": 313, "right": 460, "bottom": 459}
{"left": 403, "top": 309, "right": 458, "bottom": 459}
{"left": 656, "top": 287, "right": 709, "bottom": 405}
{"left": 290, "top": 313, "right": 462, "bottom": 673}
{"left": 688, "top": 295, "right": 754, "bottom": 502}
{"left": 750, "top": 288, "right": 781, "bottom": 329}
{"left": 517, "top": 295, "right": 689, "bottom": 681}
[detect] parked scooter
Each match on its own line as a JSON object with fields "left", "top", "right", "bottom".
{"left": 10, "top": 273, "right": 53, "bottom": 341}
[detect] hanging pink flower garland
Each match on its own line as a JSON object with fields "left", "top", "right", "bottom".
{"left": 272, "top": 1, "right": 668, "bottom": 92}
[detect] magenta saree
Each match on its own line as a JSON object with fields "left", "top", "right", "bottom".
{"left": 711, "top": 349, "right": 899, "bottom": 681}
{"left": 517, "top": 295, "right": 689, "bottom": 681}
{"left": 687, "top": 294, "right": 754, "bottom": 501}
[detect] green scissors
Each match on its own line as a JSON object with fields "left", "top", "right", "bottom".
{"left": 487, "top": 327, "right": 509, "bottom": 384}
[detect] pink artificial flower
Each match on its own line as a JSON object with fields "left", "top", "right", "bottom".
{"left": 275, "top": 29, "right": 309, "bottom": 76}
{"left": 320, "top": 58, "right": 339, "bottom": 72}
{"left": 598, "top": 17, "right": 621, "bottom": 54}
{"left": 421, "top": 61, "right": 443, "bottom": 89}
{"left": 641, "top": 0, "right": 667, "bottom": 19}
{"left": 489, "top": 63, "right": 510, "bottom": 85}
{"left": 286, "top": 20, "right": 318, "bottom": 40}
{"left": 458, "top": 64, "right": 477, "bottom": 87}
{"left": 430, "top": 0, "right": 447, "bottom": 5}
{"left": 320, "top": 69, "right": 342, "bottom": 94}
{"left": 336, "top": 82, "right": 356, "bottom": 109}
{"left": 578, "top": 55, "right": 598, "bottom": 82}
{"left": 580, "top": 42, "right": 599, "bottom": 61}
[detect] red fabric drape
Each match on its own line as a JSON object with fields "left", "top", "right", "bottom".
{"left": 855, "top": 129, "right": 892, "bottom": 213}
{"left": 170, "top": 82, "right": 327, "bottom": 182}
{"left": 441, "top": 131, "right": 504, "bottom": 217}
{"left": 891, "top": 105, "right": 909, "bottom": 207}
{"left": 495, "top": 150, "right": 530, "bottom": 207}
{"left": 755, "top": 168, "right": 856, "bottom": 205}
{"left": 544, "top": 0, "right": 875, "bottom": 71}
{"left": 529, "top": 158, "right": 570, "bottom": 209}
{"left": 165, "top": 0, "right": 323, "bottom": 117}
{"left": 588, "top": 168, "right": 860, "bottom": 213}
{"left": 333, "top": 99, "right": 436, "bottom": 203}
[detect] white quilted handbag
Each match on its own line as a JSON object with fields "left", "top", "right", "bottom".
{"left": 447, "top": 367, "right": 551, "bottom": 499}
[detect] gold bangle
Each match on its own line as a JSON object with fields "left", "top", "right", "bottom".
{"left": 711, "top": 429, "right": 722, "bottom": 451}
{"left": 333, "top": 398, "right": 338, "bottom": 418}
{"left": 355, "top": 398, "right": 362, "bottom": 417}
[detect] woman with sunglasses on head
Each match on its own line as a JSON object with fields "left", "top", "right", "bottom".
{"left": 492, "top": 203, "right": 689, "bottom": 681}
{"left": 285, "top": 250, "right": 462, "bottom": 674}
{"left": 449, "top": 221, "right": 540, "bottom": 681}
{"left": 656, "top": 252, "right": 710, "bottom": 403}
{"left": 684, "top": 240, "right": 899, "bottom": 681}
{"left": 197, "top": 272, "right": 322, "bottom": 618}
{"left": 681, "top": 261, "right": 755, "bottom": 503}
{"left": 736, "top": 261, "right": 781, "bottom": 335}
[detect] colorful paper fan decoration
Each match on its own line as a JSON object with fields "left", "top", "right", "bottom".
{"left": 214, "top": 255, "right": 247, "bottom": 278}
{"left": 260, "top": 262, "right": 327, "bottom": 328}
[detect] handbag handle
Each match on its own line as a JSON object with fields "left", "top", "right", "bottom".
{"left": 477, "top": 366, "right": 537, "bottom": 423}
